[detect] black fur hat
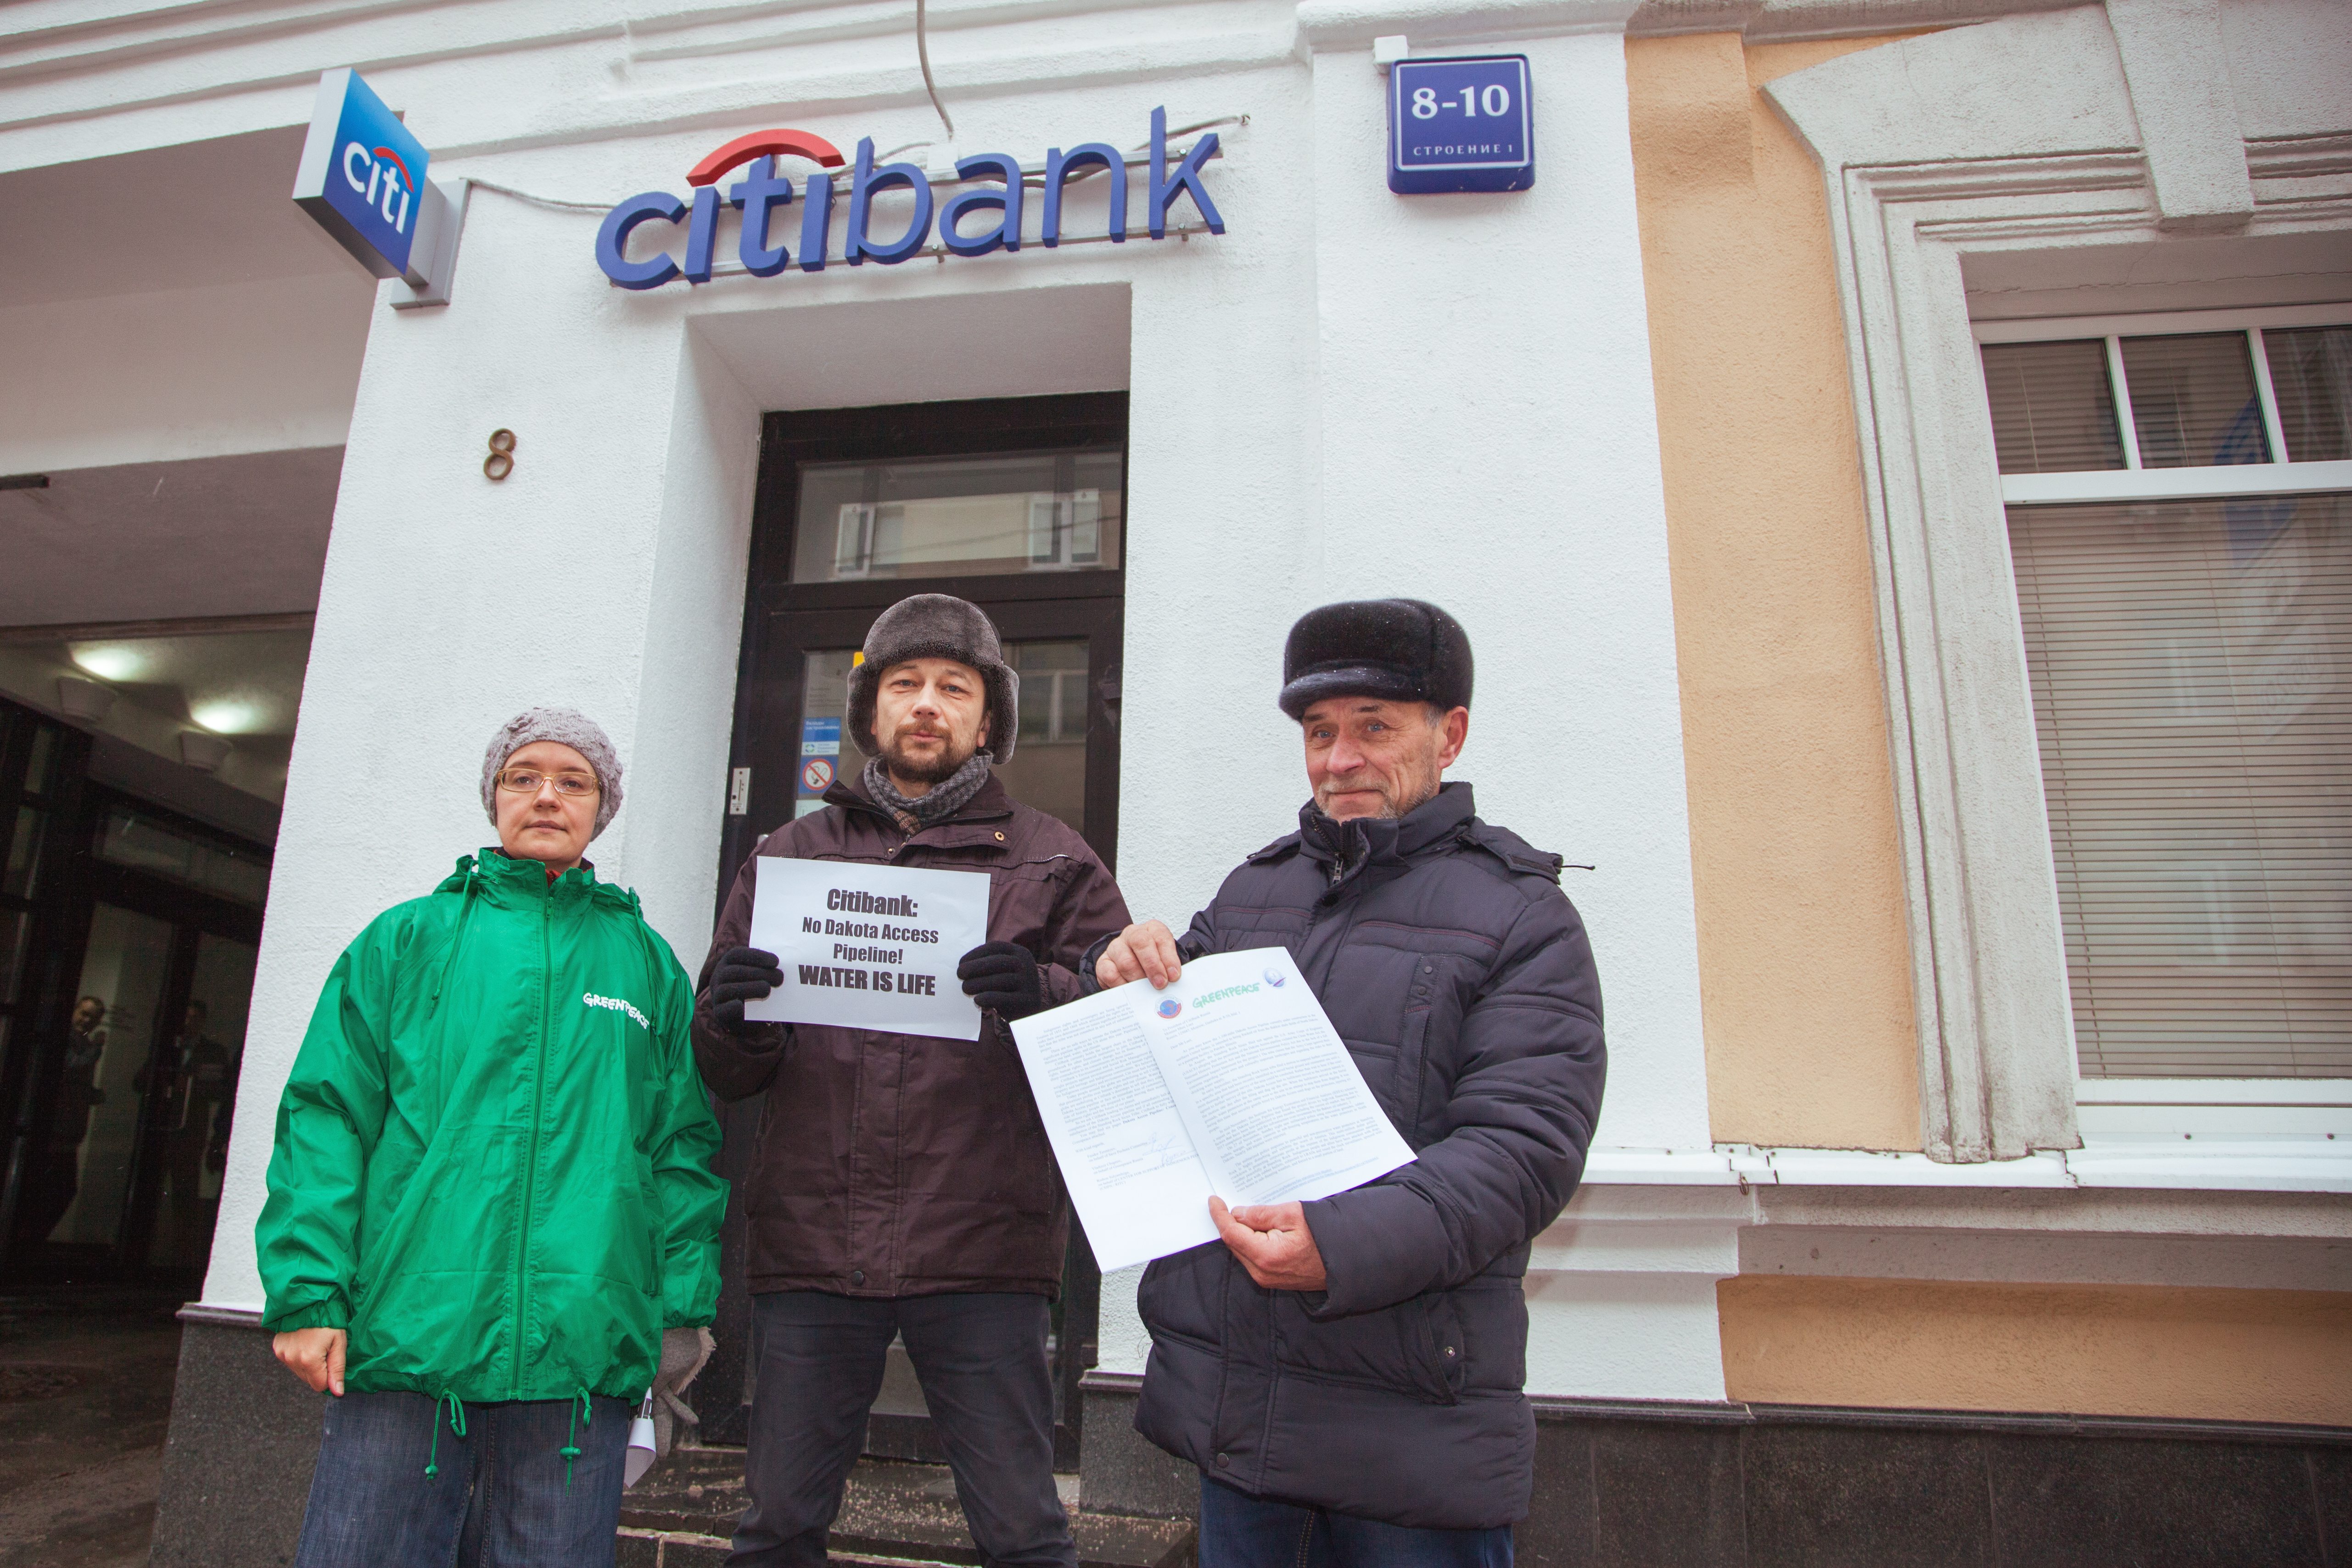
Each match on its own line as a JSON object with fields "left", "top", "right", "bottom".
{"left": 847, "top": 594, "right": 1021, "bottom": 762}
{"left": 1278, "top": 599, "right": 1473, "bottom": 719}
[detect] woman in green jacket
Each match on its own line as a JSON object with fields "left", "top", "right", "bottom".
{"left": 257, "top": 709, "right": 726, "bottom": 1568}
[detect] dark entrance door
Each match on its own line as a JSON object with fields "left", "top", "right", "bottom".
{"left": 702, "top": 393, "right": 1126, "bottom": 1469}
{"left": 0, "top": 697, "right": 271, "bottom": 1283}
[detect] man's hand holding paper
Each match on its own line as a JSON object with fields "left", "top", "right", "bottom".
{"left": 1209, "top": 1198, "right": 1327, "bottom": 1291}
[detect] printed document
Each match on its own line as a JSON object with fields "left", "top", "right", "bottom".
{"left": 744, "top": 858, "right": 990, "bottom": 1040}
{"left": 1010, "top": 947, "right": 1415, "bottom": 1271}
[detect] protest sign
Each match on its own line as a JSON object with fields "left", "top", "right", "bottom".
{"left": 744, "top": 858, "right": 989, "bottom": 1040}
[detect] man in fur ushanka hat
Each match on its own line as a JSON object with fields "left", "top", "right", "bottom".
{"left": 692, "top": 593, "right": 1130, "bottom": 1568}
{"left": 1095, "top": 599, "right": 1607, "bottom": 1568}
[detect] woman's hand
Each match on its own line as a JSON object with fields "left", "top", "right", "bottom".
{"left": 274, "top": 1327, "right": 347, "bottom": 1395}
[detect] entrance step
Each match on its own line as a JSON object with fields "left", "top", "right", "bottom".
{"left": 621, "top": 1448, "right": 1195, "bottom": 1568}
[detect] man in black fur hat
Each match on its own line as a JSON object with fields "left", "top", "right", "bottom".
{"left": 693, "top": 593, "right": 1131, "bottom": 1568}
{"left": 1095, "top": 599, "right": 1606, "bottom": 1568}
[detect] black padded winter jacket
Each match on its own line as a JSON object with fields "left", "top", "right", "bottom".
{"left": 1118, "top": 782, "right": 1604, "bottom": 1530}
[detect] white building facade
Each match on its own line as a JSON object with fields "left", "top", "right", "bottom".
{"left": 0, "top": 0, "right": 2345, "bottom": 1562}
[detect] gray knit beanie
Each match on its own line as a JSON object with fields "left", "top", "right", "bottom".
{"left": 481, "top": 708, "right": 624, "bottom": 840}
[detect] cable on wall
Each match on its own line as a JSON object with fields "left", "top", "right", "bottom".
{"left": 915, "top": 0, "right": 955, "bottom": 141}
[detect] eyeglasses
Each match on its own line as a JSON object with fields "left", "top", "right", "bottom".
{"left": 495, "top": 768, "right": 600, "bottom": 798}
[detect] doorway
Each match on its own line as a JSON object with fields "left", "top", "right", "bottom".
{"left": 0, "top": 699, "right": 270, "bottom": 1284}
{"left": 704, "top": 393, "right": 1127, "bottom": 1468}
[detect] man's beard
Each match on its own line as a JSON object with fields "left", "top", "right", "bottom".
{"left": 880, "top": 725, "right": 978, "bottom": 785}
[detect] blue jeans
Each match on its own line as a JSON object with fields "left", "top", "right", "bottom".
{"left": 293, "top": 1390, "right": 632, "bottom": 1568}
{"left": 1199, "top": 1478, "right": 1513, "bottom": 1568}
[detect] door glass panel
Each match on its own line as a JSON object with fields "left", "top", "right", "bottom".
{"left": 148, "top": 933, "right": 257, "bottom": 1267}
{"left": 795, "top": 640, "right": 1090, "bottom": 838}
{"left": 40, "top": 904, "right": 176, "bottom": 1249}
{"left": 790, "top": 448, "right": 1124, "bottom": 582}
{"left": 794, "top": 651, "right": 863, "bottom": 820}
{"left": 23, "top": 724, "right": 56, "bottom": 797}
{"left": 2120, "top": 333, "right": 2270, "bottom": 469}
{"left": 5, "top": 805, "right": 46, "bottom": 898}
{"left": 95, "top": 806, "right": 271, "bottom": 907}
{"left": 0, "top": 908, "right": 28, "bottom": 1002}
{"left": 998, "top": 641, "right": 1090, "bottom": 834}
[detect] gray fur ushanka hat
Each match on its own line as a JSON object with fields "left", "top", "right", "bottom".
{"left": 481, "top": 707, "right": 625, "bottom": 839}
{"left": 1278, "top": 599, "right": 1474, "bottom": 719}
{"left": 847, "top": 594, "right": 1021, "bottom": 763}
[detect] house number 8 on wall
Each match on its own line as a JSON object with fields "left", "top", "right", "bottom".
{"left": 484, "top": 428, "right": 516, "bottom": 481}
{"left": 1411, "top": 85, "right": 1511, "bottom": 118}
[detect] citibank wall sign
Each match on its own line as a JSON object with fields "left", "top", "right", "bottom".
{"left": 596, "top": 106, "right": 1224, "bottom": 290}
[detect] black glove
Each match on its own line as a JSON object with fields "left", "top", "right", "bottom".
{"left": 706, "top": 946, "right": 783, "bottom": 1026}
{"left": 957, "top": 941, "right": 1044, "bottom": 1022}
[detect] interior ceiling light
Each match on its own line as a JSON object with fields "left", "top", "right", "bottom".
{"left": 189, "top": 699, "right": 268, "bottom": 735}
{"left": 70, "top": 643, "right": 146, "bottom": 682}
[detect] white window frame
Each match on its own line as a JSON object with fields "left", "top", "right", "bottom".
{"left": 1976, "top": 304, "right": 2352, "bottom": 504}
{"left": 1762, "top": 3, "right": 2352, "bottom": 1163}
{"left": 1974, "top": 303, "right": 2352, "bottom": 1138}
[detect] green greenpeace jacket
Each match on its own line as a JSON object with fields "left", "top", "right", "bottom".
{"left": 256, "top": 851, "right": 725, "bottom": 1404}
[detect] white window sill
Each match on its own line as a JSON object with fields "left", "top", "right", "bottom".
{"left": 2077, "top": 1078, "right": 2351, "bottom": 1138}
{"left": 2000, "top": 458, "right": 2352, "bottom": 505}
{"left": 1578, "top": 1139, "right": 2352, "bottom": 1193}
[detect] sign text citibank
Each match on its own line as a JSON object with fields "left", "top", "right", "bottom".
{"left": 596, "top": 107, "right": 1223, "bottom": 290}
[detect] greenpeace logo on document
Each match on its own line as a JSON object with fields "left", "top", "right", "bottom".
{"left": 1191, "top": 984, "right": 1260, "bottom": 1010}
{"left": 1155, "top": 999, "right": 1183, "bottom": 1019}
{"left": 584, "top": 991, "right": 651, "bottom": 1030}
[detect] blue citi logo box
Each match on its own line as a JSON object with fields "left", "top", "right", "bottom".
{"left": 291, "top": 68, "right": 433, "bottom": 280}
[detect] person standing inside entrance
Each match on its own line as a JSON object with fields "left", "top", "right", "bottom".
{"left": 22, "top": 995, "right": 108, "bottom": 1243}
{"left": 694, "top": 593, "right": 1130, "bottom": 1568}
{"left": 1094, "top": 600, "right": 1606, "bottom": 1568}
{"left": 148, "top": 998, "right": 236, "bottom": 1252}
{"left": 257, "top": 709, "right": 726, "bottom": 1568}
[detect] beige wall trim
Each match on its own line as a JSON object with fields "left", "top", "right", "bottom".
{"left": 1721, "top": 1275, "right": 2352, "bottom": 1424}
{"left": 1760, "top": 6, "right": 2352, "bottom": 1162}
{"left": 1626, "top": 32, "right": 1928, "bottom": 1154}
{"left": 1744, "top": 1224, "right": 2352, "bottom": 1293}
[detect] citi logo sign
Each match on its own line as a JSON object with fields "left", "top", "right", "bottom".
{"left": 343, "top": 142, "right": 416, "bottom": 235}
{"left": 595, "top": 106, "right": 1224, "bottom": 291}
{"left": 291, "top": 67, "right": 435, "bottom": 281}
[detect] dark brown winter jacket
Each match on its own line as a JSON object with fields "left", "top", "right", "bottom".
{"left": 692, "top": 773, "right": 1129, "bottom": 1298}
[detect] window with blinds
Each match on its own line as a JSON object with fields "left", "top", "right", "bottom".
{"left": 2007, "top": 492, "right": 2352, "bottom": 1077}
{"left": 1982, "top": 325, "right": 2352, "bottom": 473}
{"left": 1980, "top": 339, "right": 2125, "bottom": 473}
